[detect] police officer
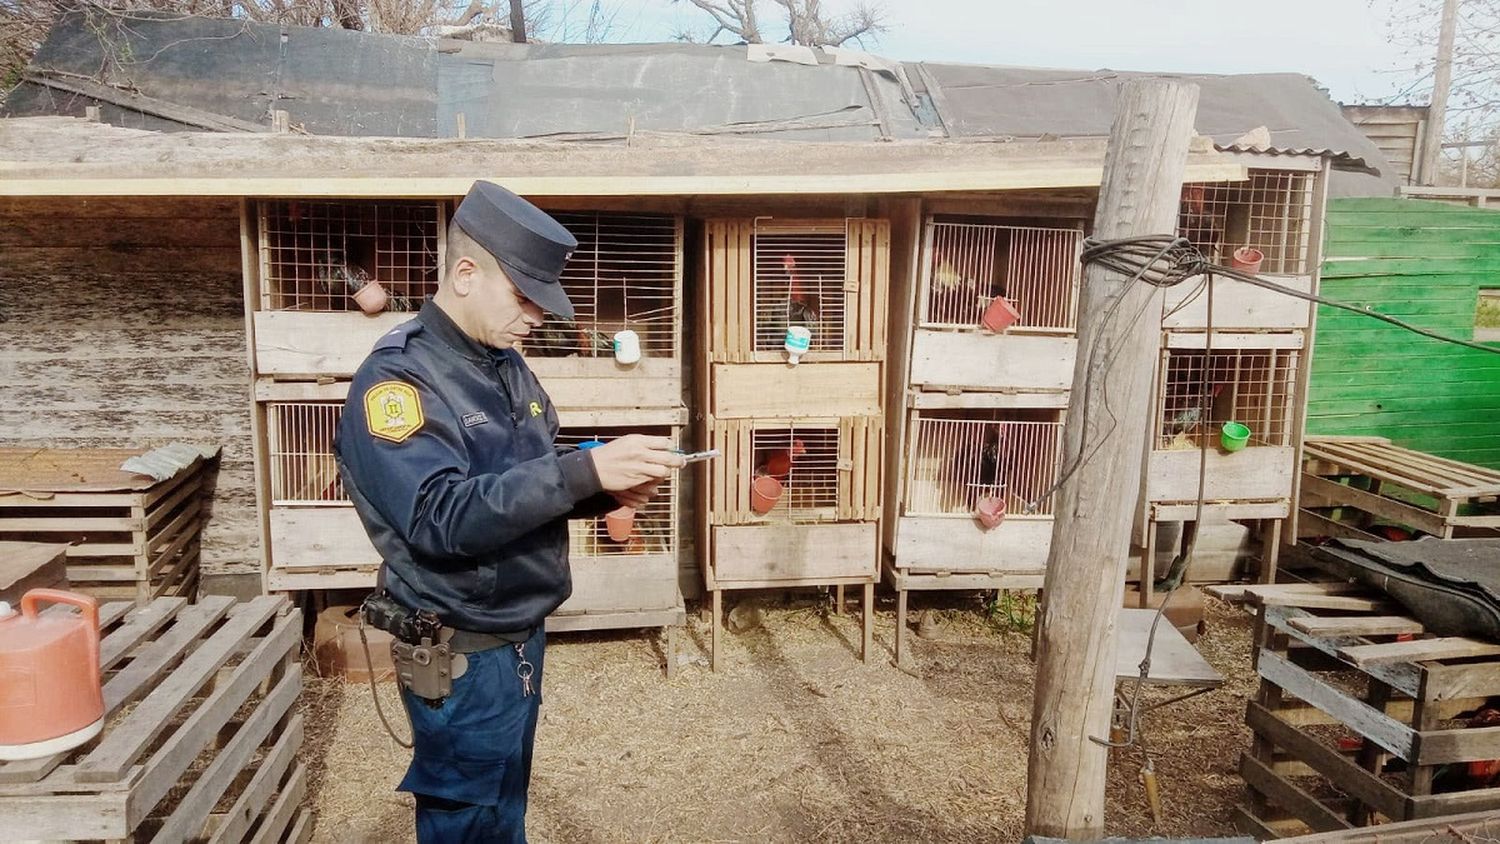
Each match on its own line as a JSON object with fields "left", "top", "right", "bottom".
{"left": 335, "top": 181, "right": 684, "bottom": 843}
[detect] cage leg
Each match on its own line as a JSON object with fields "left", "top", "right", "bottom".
{"left": 834, "top": 584, "right": 845, "bottom": 616}
{"left": 710, "top": 589, "right": 722, "bottom": 672}
{"left": 1139, "top": 518, "right": 1157, "bottom": 608}
{"left": 663, "top": 624, "right": 678, "bottom": 681}
{"left": 1260, "top": 520, "right": 1282, "bottom": 584}
{"left": 861, "top": 583, "right": 875, "bottom": 663}
{"left": 895, "top": 586, "right": 909, "bottom": 667}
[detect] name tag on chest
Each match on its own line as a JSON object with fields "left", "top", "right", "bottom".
{"left": 460, "top": 411, "right": 490, "bottom": 428}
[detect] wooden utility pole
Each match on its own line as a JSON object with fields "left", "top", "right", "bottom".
{"left": 1025, "top": 78, "right": 1200, "bottom": 839}
{"left": 1419, "top": 0, "right": 1460, "bottom": 186}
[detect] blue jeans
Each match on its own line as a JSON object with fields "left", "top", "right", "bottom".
{"left": 398, "top": 629, "right": 545, "bottom": 844}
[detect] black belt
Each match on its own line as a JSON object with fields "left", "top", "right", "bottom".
{"left": 446, "top": 626, "right": 535, "bottom": 653}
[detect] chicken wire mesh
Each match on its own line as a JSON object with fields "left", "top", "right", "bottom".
{"left": 259, "top": 200, "right": 442, "bottom": 312}
{"left": 557, "top": 428, "right": 678, "bottom": 556}
{"left": 751, "top": 222, "right": 849, "bottom": 353}
{"left": 1177, "top": 170, "right": 1314, "bottom": 275}
{"left": 905, "top": 410, "right": 1063, "bottom": 517}
{"left": 922, "top": 221, "right": 1081, "bottom": 331}
{"left": 267, "top": 402, "right": 345, "bottom": 504}
{"left": 749, "top": 425, "right": 842, "bottom": 523}
{"left": 523, "top": 213, "right": 681, "bottom": 359}
{"left": 1156, "top": 348, "right": 1300, "bottom": 450}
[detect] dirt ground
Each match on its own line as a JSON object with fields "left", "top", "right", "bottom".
{"left": 300, "top": 593, "right": 1258, "bottom": 843}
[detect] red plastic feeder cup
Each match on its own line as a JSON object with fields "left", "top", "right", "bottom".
{"left": 1231, "top": 247, "right": 1265, "bottom": 274}
{"left": 974, "top": 496, "right": 1007, "bottom": 530}
{"left": 979, "top": 297, "right": 1021, "bottom": 334}
{"left": 750, "top": 475, "right": 784, "bottom": 515}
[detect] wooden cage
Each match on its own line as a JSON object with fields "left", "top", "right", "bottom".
{"left": 259, "top": 395, "right": 686, "bottom": 630}
{"left": 262, "top": 399, "right": 380, "bottom": 591}
{"left": 1163, "top": 168, "right": 1320, "bottom": 331}
{"left": 892, "top": 407, "right": 1062, "bottom": 578}
{"left": 1145, "top": 337, "right": 1302, "bottom": 508}
{"left": 550, "top": 424, "right": 684, "bottom": 631}
{"left": 522, "top": 212, "right": 685, "bottom": 410}
{"left": 706, "top": 416, "right": 882, "bottom": 527}
{"left": 250, "top": 199, "right": 448, "bottom": 379}
{"left": 909, "top": 216, "right": 1083, "bottom": 393}
{"left": 702, "top": 217, "right": 889, "bottom": 364}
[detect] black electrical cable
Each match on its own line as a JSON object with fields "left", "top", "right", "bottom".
{"left": 1052, "top": 231, "right": 1499, "bottom": 751}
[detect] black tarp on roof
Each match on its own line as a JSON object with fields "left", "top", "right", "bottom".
{"left": 4, "top": 12, "right": 1397, "bottom": 195}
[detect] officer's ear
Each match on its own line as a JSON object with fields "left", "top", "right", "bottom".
{"left": 450, "top": 256, "right": 479, "bottom": 297}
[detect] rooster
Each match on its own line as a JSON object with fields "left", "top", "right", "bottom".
{"left": 1164, "top": 382, "right": 1230, "bottom": 448}
{"left": 758, "top": 439, "right": 807, "bottom": 481}
{"left": 767, "top": 254, "right": 821, "bottom": 346}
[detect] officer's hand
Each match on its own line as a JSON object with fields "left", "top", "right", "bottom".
{"left": 588, "top": 435, "right": 684, "bottom": 492}
{"left": 611, "top": 479, "right": 663, "bottom": 509}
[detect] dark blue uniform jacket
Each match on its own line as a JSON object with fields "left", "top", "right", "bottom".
{"left": 334, "top": 303, "right": 612, "bottom": 633}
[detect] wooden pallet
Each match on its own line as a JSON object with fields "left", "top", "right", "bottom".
{"left": 0, "top": 595, "right": 307, "bottom": 842}
{"left": 1299, "top": 437, "right": 1500, "bottom": 541}
{"left": 1218, "top": 582, "right": 1500, "bottom": 838}
{"left": 0, "top": 448, "right": 209, "bottom": 604}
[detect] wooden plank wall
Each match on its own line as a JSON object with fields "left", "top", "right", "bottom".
{"left": 1306, "top": 197, "right": 1500, "bottom": 468}
{"left": 0, "top": 197, "right": 258, "bottom": 580}
{"left": 1340, "top": 105, "right": 1426, "bottom": 186}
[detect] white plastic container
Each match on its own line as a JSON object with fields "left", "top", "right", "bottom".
{"left": 613, "top": 329, "right": 642, "bottom": 365}
{"left": 784, "top": 326, "right": 812, "bottom": 365}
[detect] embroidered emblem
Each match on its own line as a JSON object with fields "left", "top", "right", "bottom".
{"left": 461, "top": 411, "right": 490, "bottom": 428}
{"left": 364, "top": 381, "right": 424, "bottom": 443}
{"left": 529, "top": 401, "right": 543, "bottom": 417}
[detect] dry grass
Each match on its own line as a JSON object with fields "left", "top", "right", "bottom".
{"left": 300, "top": 595, "right": 1258, "bottom": 843}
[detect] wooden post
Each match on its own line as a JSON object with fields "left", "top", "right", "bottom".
{"left": 1418, "top": 0, "right": 1459, "bottom": 186}
{"left": 1024, "top": 79, "right": 1201, "bottom": 839}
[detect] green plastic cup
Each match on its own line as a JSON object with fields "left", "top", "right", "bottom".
{"left": 1221, "top": 421, "right": 1251, "bottom": 452}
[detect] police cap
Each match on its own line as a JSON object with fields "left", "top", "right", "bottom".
{"left": 453, "top": 181, "right": 579, "bottom": 320}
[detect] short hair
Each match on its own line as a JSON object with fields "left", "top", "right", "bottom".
{"left": 444, "top": 221, "right": 502, "bottom": 279}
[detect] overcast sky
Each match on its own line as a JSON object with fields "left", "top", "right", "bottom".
{"left": 592, "top": 0, "right": 1425, "bottom": 106}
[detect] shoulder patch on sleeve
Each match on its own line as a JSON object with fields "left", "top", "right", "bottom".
{"left": 364, "top": 380, "right": 425, "bottom": 443}
{"left": 372, "top": 320, "right": 423, "bottom": 353}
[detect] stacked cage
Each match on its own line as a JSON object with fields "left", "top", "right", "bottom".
{"left": 247, "top": 200, "right": 690, "bottom": 632}
{"left": 249, "top": 199, "right": 448, "bottom": 591}
{"left": 1135, "top": 160, "right": 1328, "bottom": 602}
{"left": 525, "top": 209, "right": 689, "bottom": 631}
{"left": 886, "top": 213, "right": 1084, "bottom": 661}
{"left": 698, "top": 217, "right": 890, "bottom": 668}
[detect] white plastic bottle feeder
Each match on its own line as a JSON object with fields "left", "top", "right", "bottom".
{"left": 784, "top": 325, "right": 812, "bottom": 365}
{"left": 613, "top": 329, "right": 642, "bottom": 366}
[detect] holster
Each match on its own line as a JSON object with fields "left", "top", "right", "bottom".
{"left": 362, "top": 591, "right": 467, "bottom": 706}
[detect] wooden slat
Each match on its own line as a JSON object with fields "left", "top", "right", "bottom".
{"left": 1265, "top": 605, "right": 1421, "bottom": 697}
{"left": 206, "top": 714, "right": 303, "bottom": 844}
{"left": 98, "top": 597, "right": 188, "bottom": 669}
{"left": 1255, "top": 593, "right": 1392, "bottom": 612}
{"left": 130, "top": 610, "right": 300, "bottom": 832}
{"left": 1233, "top": 805, "right": 1303, "bottom": 840}
{"left": 247, "top": 762, "right": 307, "bottom": 844}
{"left": 1299, "top": 474, "right": 1449, "bottom": 537}
{"left": 1245, "top": 701, "right": 1409, "bottom": 822}
{"left": 150, "top": 671, "right": 302, "bottom": 843}
{"left": 1258, "top": 649, "right": 1416, "bottom": 760}
{"left": 1286, "top": 615, "right": 1425, "bottom": 638}
{"left": 1338, "top": 637, "right": 1500, "bottom": 667}
{"left": 1239, "top": 753, "right": 1353, "bottom": 833}
{"left": 77, "top": 597, "right": 282, "bottom": 782}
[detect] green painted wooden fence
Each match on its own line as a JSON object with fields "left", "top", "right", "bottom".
{"left": 1307, "top": 197, "right": 1500, "bottom": 468}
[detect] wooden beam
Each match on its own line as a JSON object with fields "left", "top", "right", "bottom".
{"left": 21, "top": 72, "right": 270, "bottom": 134}
{"left": 1025, "top": 79, "right": 1201, "bottom": 839}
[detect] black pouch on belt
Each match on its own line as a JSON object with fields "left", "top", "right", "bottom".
{"left": 361, "top": 591, "right": 461, "bottom": 706}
